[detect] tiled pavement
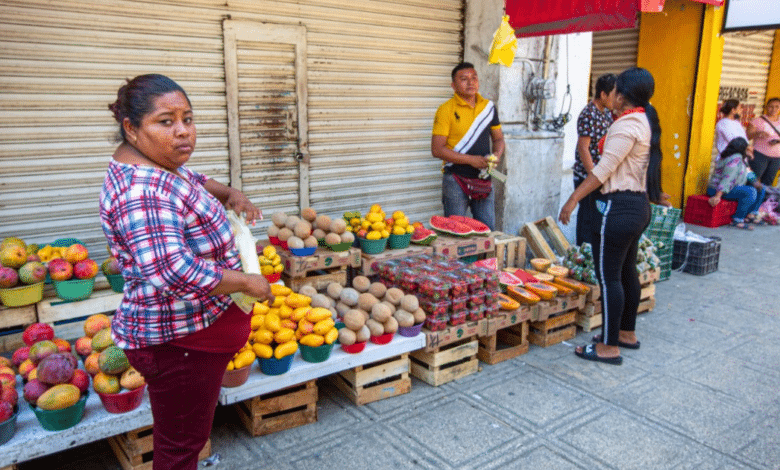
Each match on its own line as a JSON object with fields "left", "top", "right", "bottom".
{"left": 21, "top": 223, "right": 780, "bottom": 470}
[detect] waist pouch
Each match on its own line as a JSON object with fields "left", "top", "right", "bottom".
{"left": 452, "top": 173, "right": 492, "bottom": 200}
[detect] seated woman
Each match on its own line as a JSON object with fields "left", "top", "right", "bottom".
{"left": 707, "top": 137, "right": 766, "bottom": 229}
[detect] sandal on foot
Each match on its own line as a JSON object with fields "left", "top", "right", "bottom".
{"left": 592, "top": 334, "right": 640, "bottom": 350}
{"left": 729, "top": 220, "right": 753, "bottom": 230}
{"left": 574, "top": 344, "right": 623, "bottom": 365}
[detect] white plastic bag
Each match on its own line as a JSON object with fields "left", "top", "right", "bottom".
{"left": 227, "top": 210, "right": 260, "bottom": 313}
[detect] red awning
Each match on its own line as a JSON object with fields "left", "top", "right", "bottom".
{"left": 506, "top": 0, "right": 639, "bottom": 38}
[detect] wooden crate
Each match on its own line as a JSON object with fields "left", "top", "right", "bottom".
{"left": 329, "top": 353, "right": 411, "bottom": 405}
{"left": 491, "top": 232, "right": 527, "bottom": 270}
{"left": 107, "top": 425, "right": 211, "bottom": 470}
{"left": 0, "top": 304, "right": 36, "bottom": 331}
{"left": 422, "top": 319, "right": 484, "bottom": 352}
{"left": 637, "top": 297, "right": 656, "bottom": 314}
{"left": 534, "top": 294, "right": 586, "bottom": 321}
{"left": 477, "top": 321, "right": 528, "bottom": 365}
{"left": 431, "top": 234, "right": 496, "bottom": 259}
{"left": 358, "top": 245, "right": 433, "bottom": 276}
{"left": 271, "top": 244, "right": 361, "bottom": 278}
{"left": 575, "top": 311, "right": 602, "bottom": 332}
{"left": 282, "top": 267, "right": 347, "bottom": 292}
{"left": 0, "top": 326, "right": 26, "bottom": 354}
{"left": 521, "top": 216, "right": 571, "bottom": 263}
{"left": 528, "top": 310, "right": 577, "bottom": 347}
{"left": 410, "top": 336, "right": 479, "bottom": 386}
{"left": 235, "top": 380, "right": 317, "bottom": 437}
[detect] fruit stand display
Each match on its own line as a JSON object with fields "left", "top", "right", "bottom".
{"left": 429, "top": 215, "right": 496, "bottom": 261}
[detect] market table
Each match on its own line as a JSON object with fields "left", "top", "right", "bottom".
{"left": 0, "top": 333, "right": 426, "bottom": 467}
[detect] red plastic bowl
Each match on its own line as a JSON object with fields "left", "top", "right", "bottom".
{"left": 369, "top": 332, "right": 394, "bottom": 345}
{"left": 264, "top": 272, "right": 281, "bottom": 283}
{"left": 97, "top": 384, "right": 146, "bottom": 414}
{"left": 221, "top": 365, "right": 251, "bottom": 388}
{"left": 341, "top": 341, "right": 367, "bottom": 354}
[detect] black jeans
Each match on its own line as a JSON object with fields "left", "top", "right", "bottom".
{"left": 749, "top": 150, "right": 780, "bottom": 187}
{"left": 574, "top": 177, "right": 599, "bottom": 247}
{"left": 593, "top": 191, "right": 650, "bottom": 346}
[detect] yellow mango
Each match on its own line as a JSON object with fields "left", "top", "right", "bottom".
{"left": 290, "top": 307, "right": 309, "bottom": 322}
{"left": 295, "top": 329, "right": 305, "bottom": 340}
{"left": 280, "top": 319, "right": 298, "bottom": 330}
{"left": 305, "top": 307, "right": 332, "bottom": 323}
{"left": 274, "top": 340, "right": 298, "bottom": 359}
{"left": 278, "top": 304, "right": 293, "bottom": 319}
{"left": 264, "top": 313, "right": 282, "bottom": 332}
{"left": 285, "top": 292, "right": 311, "bottom": 309}
{"left": 253, "top": 329, "right": 274, "bottom": 345}
{"left": 253, "top": 302, "right": 270, "bottom": 315}
{"left": 267, "top": 307, "right": 280, "bottom": 317}
{"left": 250, "top": 314, "right": 265, "bottom": 331}
{"left": 271, "top": 296, "right": 285, "bottom": 308}
{"left": 253, "top": 343, "right": 273, "bottom": 359}
{"left": 261, "top": 265, "right": 274, "bottom": 275}
{"left": 324, "top": 327, "right": 339, "bottom": 345}
{"left": 300, "top": 334, "right": 325, "bottom": 348}
{"left": 233, "top": 350, "right": 256, "bottom": 369}
{"left": 270, "top": 284, "right": 292, "bottom": 296}
{"left": 273, "top": 263, "right": 284, "bottom": 273}
{"left": 297, "top": 319, "right": 314, "bottom": 335}
{"left": 274, "top": 328, "right": 295, "bottom": 344}
{"left": 313, "top": 318, "right": 335, "bottom": 336}
{"left": 226, "top": 360, "right": 235, "bottom": 371}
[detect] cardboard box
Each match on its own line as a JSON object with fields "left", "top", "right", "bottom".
{"left": 432, "top": 234, "right": 495, "bottom": 258}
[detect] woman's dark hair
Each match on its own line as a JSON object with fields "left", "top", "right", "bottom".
{"left": 720, "top": 99, "right": 740, "bottom": 117}
{"left": 108, "top": 74, "right": 190, "bottom": 142}
{"left": 594, "top": 73, "right": 616, "bottom": 100}
{"left": 766, "top": 97, "right": 780, "bottom": 109}
{"left": 616, "top": 67, "right": 662, "bottom": 203}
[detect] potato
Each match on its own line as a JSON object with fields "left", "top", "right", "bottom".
{"left": 393, "top": 309, "right": 415, "bottom": 327}
{"left": 380, "top": 300, "right": 396, "bottom": 314}
{"left": 352, "top": 275, "right": 371, "bottom": 293}
{"left": 340, "top": 231, "right": 355, "bottom": 244}
{"left": 335, "top": 301, "right": 351, "bottom": 317}
{"left": 315, "top": 214, "right": 332, "bottom": 231}
{"left": 293, "top": 220, "right": 312, "bottom": 239}
{"left": 287, "top": 236, "right": 304, "bottom": 249}
{"left": 355, "top": 325, "right": 371, "bottom": 343}
{"left": 298, "top": 285, "right": 318, "bottom": 297}
{"left": 412, "top": 308, "right": 426, "bottom": 324}
{"left": 338, "top": 328, "right": 356, "bottom": 346}
{"left": 330, "top": 218, "right": 347, "bottom": 235}
{"left": 325, "top": 232, "right": 341, "bottom": 245}
{"left": 357, "top": 293, "right": 379, "bottom": 312}
{"left": 383, "top": 316, "right": 398, "bottom": 334}
{"left": 267, "top": 225, "right": 280, "bottom": 237}
{"left": 326, "top": 282, "right": 343, "bottom": 300}
{"left": 343, "top": 309, "right": 366, "bottom": 331}
{"left": 366, "top": 319, "right": 384, "bottom": 337}
{"left": 311, "top": 293, "right": 333, "bottom": 309}
{"left": 370, "top": 303, "right": 391, "bottom": 323}
{"left": 384, "top": 287, "right": 404, "bottom": 305}
{"left": 277, "top": 227, "right": 293, "bottom": 242}
{"left": 339, "top": 287, "right": 359, "bottom": 306}
{"left": 284, "top": 215, "right": 301, "bottom": 230}
{"left": 368, "top": 282, "right": 387, "bottom": 298}
{"left": 312, "top": 228, "right": 327, "bottom": 239}
{"left": 271, "top": 211, "right": 287, "bottom": 228}
{"left": 303, "top": 236, "right": 318, "bottom": 248}
{"left": 301, "top": 207, "right": 317, "bottom": 222}
{"left": 400, "top": 294, "right": 419, "bottom": 312}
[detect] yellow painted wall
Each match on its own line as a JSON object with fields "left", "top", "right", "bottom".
{"left": 767, "top": 31, "right": 780, "bottom": 101}
{"left": 637, "top": 0, "right": 705, "bottom": 208}
{"left": 684, "top": 4, "right": 725, "bottom": 200}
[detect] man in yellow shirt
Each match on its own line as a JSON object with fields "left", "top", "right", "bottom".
{"left": 431, "top": 62, "right": 505, "bottom": 229}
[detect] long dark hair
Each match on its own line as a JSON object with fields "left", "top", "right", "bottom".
{"left": 720, "top": 99, "right": 740, "bottom": 117}
{"left": 108, "top": 74, "right": 190, "bottom": 142}
{"left": 616, "top": 67, "right": 662, "bottom": 203}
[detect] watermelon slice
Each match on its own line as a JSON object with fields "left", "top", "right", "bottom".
{"left": 429, "top": 215, "right": 474, "bottom": 236}
{"left": 473, "top": 257, "right": 498, "bottom": 270}
{"left": 411, "top": 226, "right": 437, "bottom": 245}
{"left": 505, "top": 268, "right": 539, "bottom": 284}
{"left": 447, "top": 215, "right": 491, "bottom": 234}
{"left": 498, "top": 270, "right": 523, "bottom": 287}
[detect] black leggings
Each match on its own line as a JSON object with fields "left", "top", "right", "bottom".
{"left": 749, "top": 150, "right": 780, "bottom": 187}
{"left": 592, "top": 191, "right": 650, "bottom": 346}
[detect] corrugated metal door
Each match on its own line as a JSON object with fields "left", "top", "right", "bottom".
{"left": 590, "top": 27, "right": 639, "bottom": 96}
{"left": 719, "top": 30, "right": 775, "bottom": 122}
{"left": 0, "top": 0, "right": 463, "bottom": 255}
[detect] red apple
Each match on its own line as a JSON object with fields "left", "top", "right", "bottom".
{"left": 48, "top": 258, "right": 73, "bottom": 281}
{"left": 73, "top": 258, "right": 98, "bottom": 280}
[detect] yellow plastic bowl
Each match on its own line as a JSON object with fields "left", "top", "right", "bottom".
{"left": 0, "top": 282, "right": 44, "bottom": 307}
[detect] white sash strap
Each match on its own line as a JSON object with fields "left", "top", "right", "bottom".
{"left": 453, "top": 101, "right": 495, "bottom": 154}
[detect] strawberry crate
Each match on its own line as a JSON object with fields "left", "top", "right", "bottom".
{"left": 683, "top": 195, "right": 737, "bottom": 228}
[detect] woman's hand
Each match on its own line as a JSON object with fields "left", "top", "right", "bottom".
{"left": 244, "top": 273, "right": 274, "bottom": 304}
{"left": 708, "top": 194, "right": 721, "bottom": 207}
{"left": 558, "top": 199, "right": 577, "bottom": 225}
{"left": 225, "top": 188, "right": 262, "bottom": 224}
{"left": 658, "top": 192, "right": 672, "bottom": 207}
{"left": 753, "top": 181, "right": 764, "bottom": 190}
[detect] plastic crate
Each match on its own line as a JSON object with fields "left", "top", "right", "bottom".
{"left": 672, "top": 236, "right": 721, "bottom": 276}
{"left": 683, "top": 195, "right": 737, "bottom": 228}
{"left": 643, "top": 204, "right": 681, "bottom": 281}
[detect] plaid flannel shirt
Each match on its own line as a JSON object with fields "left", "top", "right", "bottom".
{"left": 100, "top": 161, "right": 240, "bottom": 349}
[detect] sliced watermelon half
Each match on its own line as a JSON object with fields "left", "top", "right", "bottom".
{"left": 429, "top": 215, "right": 474, "bottom": 236}
{"left": 447, "top": 215, "right": 491, "bottom": 234}
{"left": 498, "top": 270, "right": 523, "bottom": 287}
{"left": 473, "top": 257, "right": 498, "bottom": 270}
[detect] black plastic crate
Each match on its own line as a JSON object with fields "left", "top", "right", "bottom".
{"left": 672, "top": 236, "right": 721, "bottom": 275}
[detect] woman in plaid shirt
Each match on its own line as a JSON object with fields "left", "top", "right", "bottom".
{"left": 100, "top": 74, "right": 273, "bottom": 470}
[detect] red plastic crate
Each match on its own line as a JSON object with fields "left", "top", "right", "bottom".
{"left": 683, "top": 194, "right": 737, "bottom": 227}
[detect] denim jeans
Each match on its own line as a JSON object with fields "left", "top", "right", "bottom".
{"left": 442, "top": 172, "right": 495, "bottom": 230}
{"left": 707, "top": 185, "right": 766, "bottom": 221}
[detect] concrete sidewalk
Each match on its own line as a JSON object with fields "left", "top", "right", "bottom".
{"left": 22, "top": 223, "right": 780, "bottom": 470}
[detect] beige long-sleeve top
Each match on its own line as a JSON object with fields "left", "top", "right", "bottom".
{"left": 591, "top": 112, "right": 651, "bottom": 194}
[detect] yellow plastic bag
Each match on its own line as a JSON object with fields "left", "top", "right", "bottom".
{"left": 489, "top": 15, "right": 517, "bottom": 67}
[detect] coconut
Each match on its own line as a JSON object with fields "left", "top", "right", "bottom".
{"left": 301, "top": 207, "right": 317, "bottom": 222}
{"left": 329, "top": 219, "right": 347, "bottom": 235}
{"left": 271, "top": 212, "right": 288, "bottom": 228}
{"left": 293, "top": 220, "right": 312, "bottom": 239}
{"left": 340, "top": 231, "right": 355, "bottom": 244}
{"left": 284, "top": 215, "right": 301, "bottom": 230}
{"left": 315, "top": 214, "right": 332, "bottom": 231}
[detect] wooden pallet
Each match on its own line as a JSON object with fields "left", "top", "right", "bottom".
{"left": 410, "top": 336, "right": 479, "bottom": 386}
{"left": 535, "top": 294, "right": 586, "bottom": 321}
{"left": 477, "top": 321, "right": 528, "bottom": 365}
{"left": 107, "top": 425, "right": 211, "bottom": 470}
{"left": 521, "top": 216, "right": 571, "bottom": 263}
{"left": 637, "top": 297, "right": 656, "bottom": 314}
{"left": 358, "top": 245, "right": 433, "bottom": 276}
{"left": 422, "top": 319, "right": 484, "bottom": 352}
{"left": 528, "top": 310, "right": 577, "bottom": 347}
{"left": 491, "top": 232, "right": 527, "bottom": 270}
{"left": 282, "top": 267, "right": 347, "bottom": 292}
{"left": 235, "top": 380, "right": 317, "bottom": 437}
{"left": 575, "top": 311, "right": 602, "bottom": 332}
{"left": 329, "top": 353, "right": 411, "bottom": 405}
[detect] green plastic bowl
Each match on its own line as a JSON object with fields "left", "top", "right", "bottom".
{"left": 358, "top": 237, "right": 388, "bottom": 255}
{"left": 388, "top": 233, "right": 412, "bottom": 250}
{"left": 53, "top": 278, "right": 95, "bottom": 301}
{"left": 299, "top": 342, "right": 334, "bottom": 363}
{"left": 31, "top": 393, "right": 88, "bottom": 431}
{"left": 0, "top": 406, "right": 18, "bottom": 445}
{"left": 258, "top": 354, "right": 294, "bottom": 376}
{"left": 105, "top": 274, "right": 125, "bottom": 293}
{"left": 327, "top": 241, "right": 352, "bottom": 252}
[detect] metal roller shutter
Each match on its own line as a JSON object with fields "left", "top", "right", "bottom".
{"left": 719, "top": 30, "right": 775, "bottom": 120}
{"left": 590, "top": 27, "right": 639, "bottom": 96}
{"left": 0, "top": 0, "right": 463, "bottom": 254}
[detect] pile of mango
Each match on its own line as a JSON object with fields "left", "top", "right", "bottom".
{"left": 345, "top": 204, "right": 413, "bottom": 240}
{"left": 258, "top": 244, "right": 284, "bottom": 277}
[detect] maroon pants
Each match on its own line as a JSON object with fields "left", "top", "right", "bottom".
{"left": 125, "top": 344, "right": 234, "bottom": 470}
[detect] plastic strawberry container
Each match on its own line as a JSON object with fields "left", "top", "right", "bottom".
{"left": 424, "top": 317, "right": 448, "bottom": 332}
{"left": 450, "top": 295, "right": 469, "bottom": 315}
{"left": 448, "top": 311, "right": 468, "bottom": 326}
{"left": 467, "top": 305, "right": 485, "bottom": 322}
{"left": 468, "top": 291, "right": 486, "bottom": 308}
{"left": 420, "top": 297, "right": 450, "bottom": 317}
{"left": 484, "top": 303, "right": 500, "bottom": 318}
{"left": 417, "top": 276, "right": 450, "bottom": 301}
{"left": 441, "top": 272, "right": 468, "bottom": 298}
